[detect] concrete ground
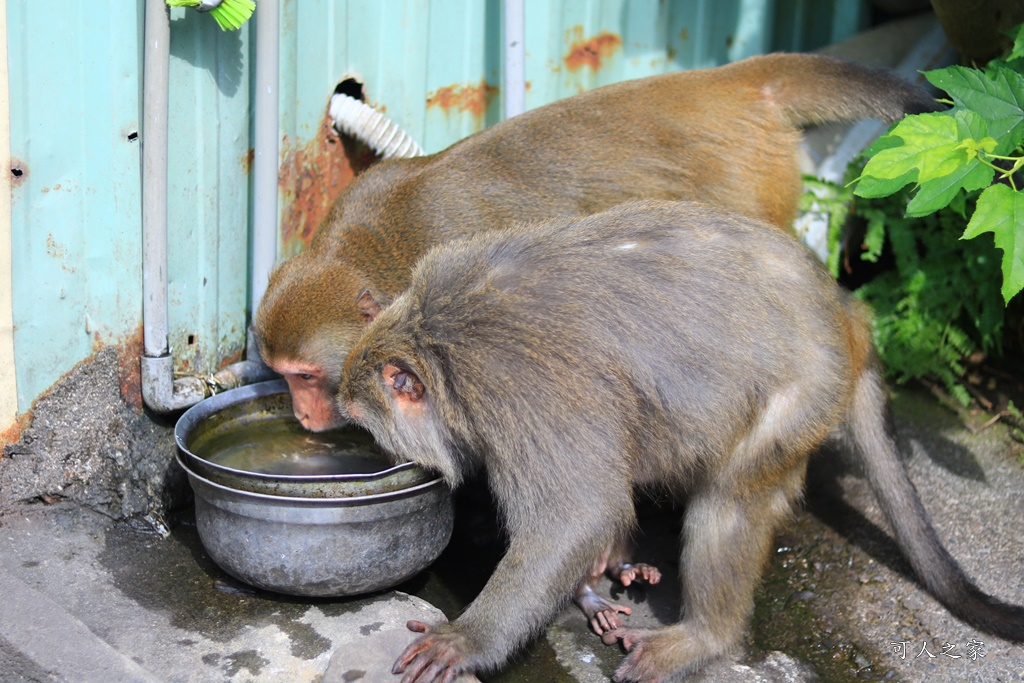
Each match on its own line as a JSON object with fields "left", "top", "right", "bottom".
{"left": 0, "top": 386, "right": 1022, "bottom": 683}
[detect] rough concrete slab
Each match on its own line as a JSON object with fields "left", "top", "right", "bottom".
{"left": 0, "top": 506, "right": 462, "bottom": 682}
{"left": 0, "top": 387, "right": 1021, "bottom": 683}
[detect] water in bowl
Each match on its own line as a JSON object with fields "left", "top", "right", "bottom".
{"left": 196, "top": 416, "right": 390, "bottom": 476}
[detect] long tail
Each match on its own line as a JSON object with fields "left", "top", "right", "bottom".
{"left": 728, "top": 53, "right": 943, "bottom": 128}
{"left": 844, "top": 361, "right": 1024, "bottom": 641}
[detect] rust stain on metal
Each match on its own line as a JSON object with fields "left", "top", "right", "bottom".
{"left": 219, "top": 347, "right": 243, "bottom": 368}
{"left": 279, "top": 113, "right": 378, "bottom": 254}
{"left": 116, "top": 327, "right": 144, "bottom": 411}
{"left": 426, "top": 81, "right": 500, "bottom": 122}
{"left": 564, "top": 29, "right": 622, "bottom": 71}
{"left": 46, "top": 234, "right": 76, "bottom": 273}
{"left": 0, "top": 413, "right": 28, "bottom": 449}
{"left": 241, "top": 147, "right": 255, "bottom": 174}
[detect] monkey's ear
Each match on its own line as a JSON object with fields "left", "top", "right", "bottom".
{"left": 382, "top": 363, "right": 426, "bottom": 408}
{"left": 357, "top": 289, "right": 384, "bottom": 325}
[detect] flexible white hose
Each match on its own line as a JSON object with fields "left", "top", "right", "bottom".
{"left": 329, "top": 94, "right": 425, "bottom": 159}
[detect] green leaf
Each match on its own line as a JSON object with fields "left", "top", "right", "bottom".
{"left": 962, "top": 184, "right": 1024, "bottom": 303}
{"left": 853, "top": 168, "right": 918, "bottom": 198}
{"left": 1005, "top": 23, "right": 1024, "bottom": 62}
{"left": 904, "top": 111, "right": 995, "bottom": 216}
{"left": 865, "top": 114, "right": 967, "bottom": 182}
{"left": 861, "top": 212, "right": 886, "bottom": 262}
{"left": 925, "top": 65, "right": 1024, "bottom": 153}
{"left": 907, "top": 163, "right": 992, "bottom": 216}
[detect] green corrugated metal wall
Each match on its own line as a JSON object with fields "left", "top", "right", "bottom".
{"left": 2, "top": 0, "right": 867, "bottom": 418}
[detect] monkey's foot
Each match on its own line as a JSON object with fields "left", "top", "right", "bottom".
{"left": 612, "top": 562, "right": 661, "bottom": 588}
{"left": 393, "top": 620, "right": 474, "bottom": 683}
{"left": 610, "top": 625, "right": 725, "bottom": 683}
{"left": 575, "top": 583, "right": 632, "bottom": 635}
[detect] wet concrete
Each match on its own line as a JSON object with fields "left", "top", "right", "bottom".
{"left": 0, "top": 386, "right": 1022, "bottom": 682}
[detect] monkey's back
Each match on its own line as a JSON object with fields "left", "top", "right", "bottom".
{"left": 403, "top": 200, "right": 859, "bottom": 486}
{"left": 316, "top": 53, "right": 939, "bottom": 261}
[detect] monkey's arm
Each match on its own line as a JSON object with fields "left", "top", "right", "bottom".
{"left": 394, "top": 476, "right": 630, "bottom": 682}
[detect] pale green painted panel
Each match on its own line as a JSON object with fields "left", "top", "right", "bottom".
{"left": 421, "top": 0, "right": 502, "bottom": 151}
{"left": 4, "top": 0, "right": 869, "bottom": 413}
{"left": 166, "top": 7, "right": 252, "bottom": 374}
{"left": 7, "top": 0, "right": 145, "bottom": 411}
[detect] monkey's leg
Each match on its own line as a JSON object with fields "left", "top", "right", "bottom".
{"left": 611, "top": 471, "right": 805, "bottom": 682}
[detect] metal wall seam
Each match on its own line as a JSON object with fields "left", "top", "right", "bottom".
{"left": 0, "top": 0, "right": 15, "bottom": 436}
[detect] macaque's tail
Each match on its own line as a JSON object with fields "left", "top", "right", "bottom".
{"left": 744, "top": 53, "right": 943, "bottom": 128}
{"left": 844, "top": 362, "right": 1024, "bottom": 642}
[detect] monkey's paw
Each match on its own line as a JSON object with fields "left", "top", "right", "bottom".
{"left": 611, "top": 626, "right": 710, "bottom": 683}
{"left": 615, "top": 563, "right": 661, "bottom": 588}
{"left": 393, "top": 621, "right": 474, "bottom": 683}
{"left": 580, "top": 593, "right": 632, "bottom": 635}
{"left": 611, "top": 629, "right": 678, "bottom": 683}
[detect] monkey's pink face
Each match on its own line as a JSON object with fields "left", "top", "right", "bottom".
{"left": 268, "top": 359, "right": 345, "bottom": 432}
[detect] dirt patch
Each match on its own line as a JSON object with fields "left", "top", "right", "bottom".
{"left": 0, "top": 346, "right": 184, "bottom": 519}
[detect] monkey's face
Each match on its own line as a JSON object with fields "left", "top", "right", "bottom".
{"left": 254, "top": 252, "right": 367, "bottom": 432}
{"left": 340, "top": 312, "right": 464, "bottom": 487}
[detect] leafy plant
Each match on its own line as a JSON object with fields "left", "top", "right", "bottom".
{"left": 818, "top": 24, "right": 1024, "bottom": 410}
{"left": 853, "top": 24, "right": 1024, "bottom": 304}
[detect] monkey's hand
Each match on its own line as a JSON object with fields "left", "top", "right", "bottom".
{"left": 613, "top": 562, "right": 661, "bottom": 588}
{"left": 576, "top": 583, "right": 632, "bottom": 635}
{"left": 393, "top": 620, "right": 476, "bottom": 683}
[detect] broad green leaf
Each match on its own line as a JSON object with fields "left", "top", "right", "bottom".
{"left": 904, "top": 110, "right": 996, "bottom": 215}
{"left": 925, "top": 65, "right": 1024, "bottom": 153}
{"left": 949, "top": 190, "right": 968, "bottom": 218}
{"left": 853, "top": 168, "right": 918, "bottom": 198}
{"left": 861, "top": 130, "right": 904, "bottom": 158}
{"left": 860, "top": 114, "right": 968, "bottom": 184}
{"left": 907, "top": 161, "right": 993, "bottom": 216}
{"left": 962, "top": 184, "right": 1024, "bottom": 303}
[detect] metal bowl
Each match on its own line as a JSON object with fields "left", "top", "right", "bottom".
{"left": 176, "top": 453, "right": 453, "bottom": 596}
{"left": 175, "top": 379, "right": 433, "bottom": 498}
{"left": 173, "top": 380, "right": 453, "bottom": 596}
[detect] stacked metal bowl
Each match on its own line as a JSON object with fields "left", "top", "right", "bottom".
{"left": 174, "top": 380, "right": 453, "bottom": 597}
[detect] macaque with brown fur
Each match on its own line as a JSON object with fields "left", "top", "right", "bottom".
{"left": 254, "top": 53, "right": 942, "bottom": 434}
{"left": 339, "top": 200, "right": 1024, "bottom": 683}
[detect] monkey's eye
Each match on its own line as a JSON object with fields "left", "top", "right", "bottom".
{"left": 298, "top": 373, "right": 314, "bottom": 381}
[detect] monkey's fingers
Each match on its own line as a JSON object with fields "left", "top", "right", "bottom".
{"left": 603, "top": 627, "right": 645, "bottom": 650}
{"left": 393, "top": 628, "right": 470, "bottom": 683}
{"left": 407, "top": 658, "right": 448, "bottom": 683}
{"left": 590, "top": 604, "right": 633, "bottom": 635}
{"left": 616, "top": 563, "right": 661, "bottom": 587}
{"left": 406, "top": 619, "right": 434, "bottom": 634}
{"left": 392, "top": 629, "right": 435, "bottom": 674}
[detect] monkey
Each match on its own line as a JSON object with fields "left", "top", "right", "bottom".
{"left": 253, "top": 52, "right": 943, "bottom": 638}
{"left": 253, "top": 52, "right": 943, "bottom": 434}
{"left": 338, "top": 200, "right": 1024, "bottom": 683}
